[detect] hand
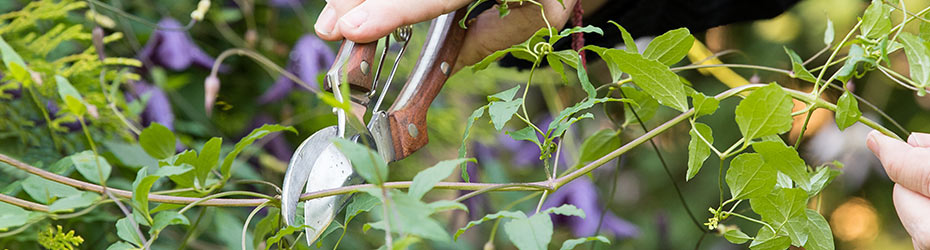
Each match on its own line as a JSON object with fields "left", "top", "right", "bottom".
{"left": 867, "top": 131, "right": 930, "bottom": 250}
{"left": 312, "top": 0, "right": 577, "bottom": 73}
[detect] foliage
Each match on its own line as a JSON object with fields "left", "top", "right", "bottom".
{"left": 0, "top": 0, "right": 926, "bottom": 249}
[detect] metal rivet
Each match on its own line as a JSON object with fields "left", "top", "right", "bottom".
{"left": 407, "top": 124, "right": 418, "bottom": 138}
{"left": 360, "top": 60, "right": 370, "bottom": 75}
{"left": 440, "top": 61, "right": 450, "bottom": 76}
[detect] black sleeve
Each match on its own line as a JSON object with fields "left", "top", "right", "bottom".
{"left": 497, "top": 0, "right": 803, "bottom": 69}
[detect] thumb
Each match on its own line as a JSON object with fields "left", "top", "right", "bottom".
{"left": 867, "top": 130, "right": 930, "bottom": 197}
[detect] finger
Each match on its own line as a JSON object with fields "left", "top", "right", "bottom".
{"left": 454, "top": 0, "right": 577, "bottom": 73}
{"left": 337, "top": 0, "right": 472, "bottom": 43}
{"left": 893, "top": 184, "right": 930, "bottom": 250}
{"left": 867, "top": 130, "right": 930, "bottom": 197}
{"left": 315, "top": 0, "right": 364, "bottom": 40}
{"left": 908, "top": 132, "right": 930, "bottom": 148}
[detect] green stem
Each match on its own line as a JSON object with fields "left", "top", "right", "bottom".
{"left": 178, "top": 191, "right": 276, "bottom": 213}
{"left": 723, "top": 211, "right": 775, "bottom": 233}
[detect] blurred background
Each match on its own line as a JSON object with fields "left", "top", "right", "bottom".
{"left": 0, "top": 0, "right": 928, "bottom": 249}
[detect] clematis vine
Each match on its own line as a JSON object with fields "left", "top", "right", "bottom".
{"left": 138, "top": 18, "right": 224, "bottom": 72}
{"left": 258, "top": 35, "right": 334, "bottom": 104}
{"left": 540, "top": 177, "right": 639, "bottom": 239}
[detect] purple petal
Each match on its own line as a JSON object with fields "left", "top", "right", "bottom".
{"left": 541, "top": 178, "right": 639, "bottom": 239}
{"left": 132, "top": 80, "right": 175, "bottom": 131}
{"left": 259, "top": 35, "right": 335, "bottom": 104}
{"left": 138, "top": 18, "right": 223, "bottom": 72}
{"left": 269, "top": 0, "right": 301, "bottom": 7}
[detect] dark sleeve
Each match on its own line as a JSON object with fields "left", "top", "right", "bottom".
{"left": 498, "top": 0, "right": 803, "bottom": 68}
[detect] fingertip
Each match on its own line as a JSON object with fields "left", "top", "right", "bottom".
{"left": 866, "top": 130, "right": 885, "bottom": 156}
{"left": 908, "top": 132, "right": 930, "bottom": 148}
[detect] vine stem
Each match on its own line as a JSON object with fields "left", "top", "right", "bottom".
{"left": 0, "top": 87, "right": 900, "bottom": 211}
{"left": 241, "top": 201, "right": 270, "bottom": 250}
{"left": 210, "top": 48, "right": 320, "bottom": 95}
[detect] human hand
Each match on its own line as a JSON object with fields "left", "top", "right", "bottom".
{"left": 867, "top": 131, "right": 930, "bottom": 250}
{"left": 312, "top": 0, "right": 576, "bottom": 73}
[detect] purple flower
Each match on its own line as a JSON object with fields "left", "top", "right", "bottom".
{"left": 258, "top": 35, "right": 334, "bottom": 104}
{"left": 540, "top": 177, "right": 639, "bottom": 239}
{"left": 247, "top": 114, "right": 293, "bottom": 161}
{"left": 138, "top": 18, "right": 223, "bottom": 71}
{"left": 131, "top": 80, "right": 175, "bottom": 131}
{"left": 268, "top": 0, "right": 301, "bottom": 7}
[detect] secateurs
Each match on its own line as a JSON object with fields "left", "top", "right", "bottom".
{"left": 281, "top": 8, "right": 469, "bottom": 244}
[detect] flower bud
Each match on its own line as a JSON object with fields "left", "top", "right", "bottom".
{"left": 204, "top": 75, "right": 220, "bottom": 115}
{"left": 190, "top": 0, "right": 211, "bottom": 21}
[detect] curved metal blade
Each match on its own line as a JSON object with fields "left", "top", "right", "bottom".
{"left": 303, "top": 141, "right": 359, "bottom": 244}
{"left": 281, "top": 126, "right": 338, "bottom": 227}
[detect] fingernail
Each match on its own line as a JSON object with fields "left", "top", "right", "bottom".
{"left": 314, "top": 6, "right": 336, "bottom": 36}
{"left": 867, "top": 130, "right": 883, "bottom": 156}
{"left": 339, "top": 8, "right": 368, "bottom": 29}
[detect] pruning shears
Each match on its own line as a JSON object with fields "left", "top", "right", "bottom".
{"left": 281, "top": 8, "right": 469, "bottom": 244}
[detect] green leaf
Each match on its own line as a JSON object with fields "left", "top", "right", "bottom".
{"left": 860, "top": 0, "right": 892, "bottom": 39}
{"left": 724, "top": 228, "right": 752, "bottom": 244}
{"left": 548, "top": 50, "right": 579, "bottom": 82}
{"left": 150, "top": 211, "right": 189, "bottom": 235}
{"left": 489, "top": 86, "right": 522, "bottom": 102}
{"left": 472, "top": 48, "right": 526, "bottom": 72}
{"left": 264, "top": 224, "right": 313, "bottom": 250}
{"left": 807, "top": 166, "right": 840, "bottom": 196}
{"left": 784, "top": 47, "right": 817, "bottom": 83}
{"left": 576, "top": 129, "right": 622, "bottom": 166}
{"left": 116, "top": 217, "right": 143, "bottom": 247}
{"left": 753, "top": 141, "right": 810, "bottom": 192}
{"left": 139, "top": 123, "right": 176, "bottom": 159}
{"left": 409, "top": 158, "right": 472, "bottom": 200}
{"left": 428, "top": 200, "right": 469, "bottom": 213}
{"left": 558, "top": 25, "right": 604, "bottom": 38}
{"left": 504, "top": 212, "right": 554, "bottom": 250}
{"left": 345, "top": 193, "right": 380, "bottom": 223}
{"left": 0, "top": 36, "right": 27, "bottom": 74}
{"left": 835, "top": 91, "right": 862, "bottom": 131}
{"left": 23, "top": 175, "right": 81, "bottom": 204}
{"left": 898, "top": 33, "right": 930, "bottom": 89}
{"left": 367, "top": 191, "right": 451, "bottom": 242}
{"left": 608, "top": 21, "right": 638, "bottom": 54}
{"left": 622, "top": 86, "right": 659, "bottom": 125}
{"left": 192, "top": 137, "right": 222, "bottom": 186}
{"left": 560, "top": 236, "right": 610, "bottom": 250}
{"left": 508, "top": 126, "right": 541, "bottom": 147}
{"left": 221, "top": 124, "right": 296, "bottom": 179}
{"left": 690, "top": 92, "right": 719, "bottom": 118}
{"left": 48, "top": 192, "right": 99, "bottom": 212}
{"left": 459, "top": 105, "right": 487, "bottom": 182}
{"left": 55, "top": 76, "right": 86, "bottom": 112}
{"left": 455, "top": 210, "right": 527, "bottom": 240}
{"left": 253, "top": 208, "right": 279, "bottom": 248}
{"left": 542, "top": 204, "right": 585, "bottom": 218}
{"left": 489, "top": 98, "right": 523, "bottom": 131}
{"left": 687, "top": 122, "right": 714, "bottom": 180}
{"left": 749, "top": 226, "right": 791, "bottom": 250}
{"left": 333, "top": 138, "right": 389, "bottom": 185}
{"left": 803, "top": 209, "right": 834, "bottom": 250}
{"left": 824, "top": 19, "right": 835, "bottom": 46}
{"left": 132, "top": 165, "right": 192, "bottom": 219}
{"left": 63, "top": 95, "right": 87, "bottom": 117}
{"left": 734, "top": 83, "right": 794, "bottom": 140}
{"left": 750, "top": 188, "right": 809, "bottom": 245}
{"left": 836, "top": 44, "right": 876, "bottom": 82}
{"left": 726, "top": 153, "right": 776, "bottom": 200}
{"left": 643, "top": 28, "right": 694, "bottom": 65}
{"left": 0, "top": 201, "right": 41, "bottom": 231}
{"left": 70, "top": 151, "right": 112, "bottom": 185}
{"left": 105, "top": 242, "right": 137, "bottom": 250}
{"left": 603, "top": 50, "right": 689, "bottom": 112}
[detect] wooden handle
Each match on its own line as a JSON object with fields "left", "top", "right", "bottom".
{"left": 324, "top": 41, "right": 377, "bottom": 93}
{"left": 386, "top": 9, "right": 468, "bottom": 160}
